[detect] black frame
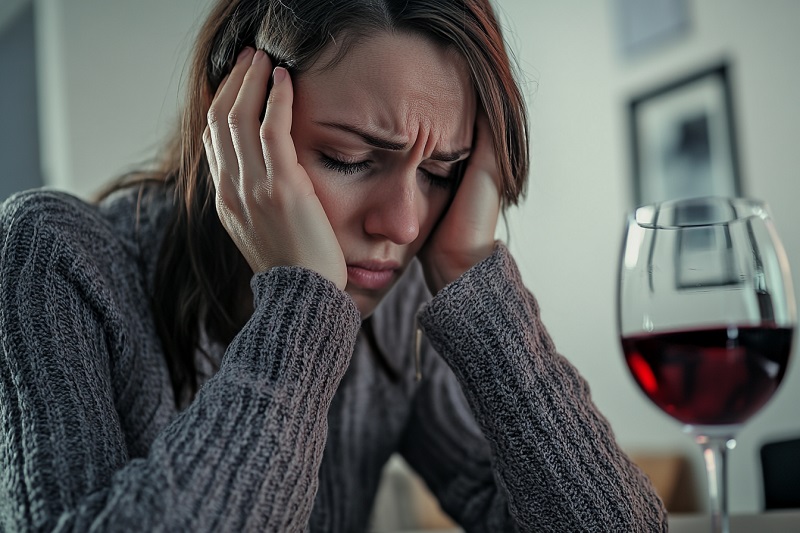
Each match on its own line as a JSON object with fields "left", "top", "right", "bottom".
{"left": 628, "top": 63, "right": 742, "bottom": 207}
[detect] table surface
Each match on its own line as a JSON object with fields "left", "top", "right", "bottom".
{"left": 669, "top": 510, "right": 800, "bottom": 532}
{"left": 394, "top": 510, "right": 800, "bottom": 533}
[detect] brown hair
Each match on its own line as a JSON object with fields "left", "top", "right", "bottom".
{"left": 123, "top": 0, "right": 529, "bottom": 406}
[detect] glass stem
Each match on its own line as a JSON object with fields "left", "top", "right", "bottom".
{"left": 695, "top": 433, "right": 735, "bottom": 533}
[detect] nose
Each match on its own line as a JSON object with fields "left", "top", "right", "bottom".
{"left": 363, "top": 168, "right": 421, "bottom": 245}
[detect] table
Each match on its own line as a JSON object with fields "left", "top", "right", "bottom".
{"left": 669, "top": 510, "right": 800, "bottom": 532}
{"left": 395, "top": 510, "right": 800, "bottom": 533}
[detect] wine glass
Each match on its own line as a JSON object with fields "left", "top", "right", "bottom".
{"left": 617, "top": 197, "right": 796, "bottom": 533}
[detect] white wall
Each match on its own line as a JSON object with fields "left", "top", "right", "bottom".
{"left": 1, "top": 2, "right": 42, "bottom": 201}
{"left": 34, "top": 0, "right": 213, "bottom": 196}
{"left": 0, "top": 0, "right": 30, "bottom": 34}
{"left": 30, "top": 0, "right": 800, "bottom": 514}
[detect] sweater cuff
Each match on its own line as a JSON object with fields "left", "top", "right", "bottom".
{"left": 220, "top": 266, "right": 361, "bottom": 392}
{"left": 418, "top": 243, "right": 538, "bottom": 367}
{"left": 420, "top": 241, "right": 522, "bottom": 315}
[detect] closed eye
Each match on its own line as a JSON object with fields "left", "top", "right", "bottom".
{"left": 420, "top": 159, "right": 465, "bottom": 190}
{"left": 321, "top": 154, "right": 371, "bottom": 175}
{"left": 321, "top": 153, "right": 461, "bottom": 190}
{"left": 419, "top": 168, "right": 456, "bottom": 190}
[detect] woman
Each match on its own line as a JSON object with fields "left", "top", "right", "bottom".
{"left": 0, "top": 0, "right": 667, "bottom": 531}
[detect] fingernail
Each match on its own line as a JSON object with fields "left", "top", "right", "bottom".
{"left": 273, "top": 67, "right": 287, "bottom": 84}
{"left": 251, "top": 49, "right": 265, "bottom": 65}
{"left": 236, "top": 47, "right": 252, "bottom": 63}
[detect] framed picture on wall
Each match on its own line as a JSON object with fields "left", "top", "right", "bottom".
{"left": 628, "top": 63, "right": 742, "bottom": 207}
{"left": 613, "top": 0, "right": 690, "bottom": 58}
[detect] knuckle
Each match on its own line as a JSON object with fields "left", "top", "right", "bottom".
{"left": 241, "top": 193, "right": 261, "bottom": 214}
{"left": 207, "top": 105, "right": 224, "bottom": 126}
{"left": 260, "top": 122, "right": 279, "bottom": 145}
{"left": 215, "top": 183, "right": 238, "bottom": 211}
{"left": 227, "top": 109, "right": 242, "bottom": 130}
{"left": 216, "top": 198, "right": 245, "bottom": 231}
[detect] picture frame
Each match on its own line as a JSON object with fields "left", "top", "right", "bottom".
{"left": 628, "top": 63, "right": 742, "bottom": 207}
{"left": 613, "top": 0, "right": 690, "bottom": 59}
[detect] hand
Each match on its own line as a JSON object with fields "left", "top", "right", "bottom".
{"left": 203, "top": 48, "right": 347, "bottom": 290}
{"left": 419, "top": 110, "right": 501, "bottom": 295}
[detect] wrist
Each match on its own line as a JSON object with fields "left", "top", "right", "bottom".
{"left": 424, "top": 243, "right": 496, "bottom": 294}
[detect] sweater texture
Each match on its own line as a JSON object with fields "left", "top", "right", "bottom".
{"left": 0, "top": 186, "right": 667, "bottom": 532}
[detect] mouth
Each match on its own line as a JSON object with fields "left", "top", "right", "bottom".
{"left": 346, "top": 260, "right": 401, "bottom": 290}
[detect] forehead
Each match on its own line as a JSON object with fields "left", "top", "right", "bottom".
{"left": 295, "top": 31, "right": 476, "bottom": 148}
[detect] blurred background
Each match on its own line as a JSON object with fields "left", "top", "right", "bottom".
{"left": 2, "top": 0, "right": 798, "bottom": 517}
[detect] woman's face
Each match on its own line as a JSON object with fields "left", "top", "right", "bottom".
{"left": 291, "top": 32, "right": 477, "bottom": 317}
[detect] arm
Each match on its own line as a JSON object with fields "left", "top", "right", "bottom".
{"left": 398, "top": 349, "right": 515, "bottom": 532}
{"left": 411, "top": 244, "right": 667, "bottom": 532}
{"left": 0, "top": 192, "right": 360, "bottom": 532}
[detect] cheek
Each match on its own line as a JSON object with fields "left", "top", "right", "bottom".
{"left": 302, "top": 165, "right": 354, "bottom": 231}
{"left": 416, "top": 190, "right": 450, "bottom": 239}
{"left": 296, "top": 148, "right": 369, "bottom": 239}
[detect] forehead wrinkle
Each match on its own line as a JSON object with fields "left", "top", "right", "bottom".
{"left": 397, "top": 92, "right": 473, "bottom": 160}
{"left": 352, "top": 94, "right": 467, "bottom": 159}
{"left": 298, "top": 30, "right": 476, "bottom": 158}
{"left": 313, "top": 118, "right": 470, "bottom": 165}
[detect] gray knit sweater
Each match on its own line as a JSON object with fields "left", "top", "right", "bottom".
{"left": 0, "top": 186, "right": 667, "bottom": 532}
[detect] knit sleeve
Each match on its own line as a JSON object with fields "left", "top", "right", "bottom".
{"left": 0, "top": 191, "right": 360, "bottom": 532}
{"left": 415, "top": 243, "right": 668, "bottom": 532}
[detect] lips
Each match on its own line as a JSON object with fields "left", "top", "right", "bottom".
{"left": 346, "top": 260, "right": 400, "bottom": 290}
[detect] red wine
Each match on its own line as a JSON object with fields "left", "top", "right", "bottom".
{"left": 622, "top": 325, "right": 793, "bottom": 426}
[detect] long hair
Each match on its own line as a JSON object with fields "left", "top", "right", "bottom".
{"left": 117, "top": 0, "right": 529, "bottom": 406}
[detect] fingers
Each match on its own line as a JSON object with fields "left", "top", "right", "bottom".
{"left": 203, "top": 126, "right": 217, "bottom": 178}
{"left": 418, "top": 108, "right": 502, "bottom": 293}
{"left": 468, "top": 108, "right": 500, "bottom": 180}
{"left": 260, "top": 66, "right": 303, "bottom": 199}
{"left": 229, "top": 50, "right": 274, "bottom": 190}
{"left": 457, "top": 108, "right": 501, "bottom": 224}
{"left": 203, "top": 74, "right": 228, "bottom": 188}
{"left": 206, "top": 48, "right": 255, "bottom": 189}
{"left": 204, "top": 46, "right": 277, "bottom": 221}
{"left": 200, "top": 48, "right": 346, "bottom": 286}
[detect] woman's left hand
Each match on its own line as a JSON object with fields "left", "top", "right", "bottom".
{"left": 419, "top": 110, "right": 502, "bottom": 295}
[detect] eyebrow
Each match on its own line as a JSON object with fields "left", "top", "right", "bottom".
{"left": 316, "top": 121, "right": 471, "bottom": 162}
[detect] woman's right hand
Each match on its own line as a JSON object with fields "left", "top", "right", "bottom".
{"left": 203, "top": 47, "right": 347, "bottom": 290}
